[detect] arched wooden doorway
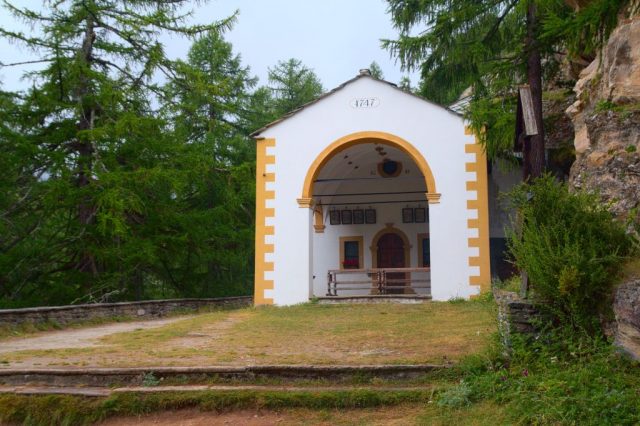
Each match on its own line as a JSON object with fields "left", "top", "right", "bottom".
{"left": 377, "top": 233, "right": 406, "bottom": 294}
{"left": 377, "top": 233, "right": 405, "bottom": 269}
{"left": 371, "top": 226, "right": 412, "bottom": 294}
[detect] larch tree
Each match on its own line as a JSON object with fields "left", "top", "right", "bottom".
{"left": 369, "top": 61, "right": 384, "bottom": 79}
{"left": 0, "top": 1, "right": 235, "bottom": 305}
{"left": 267, "top": 58, "right": 324, "bottom": 117}
{"left": 383, "top": 0, "right": 627, "bottom": 179}
{"left": 161, "top": 31, "right": 259, "bottom": 297}
{"left": 383, "top": 0, "right": 559, "bottom": 179}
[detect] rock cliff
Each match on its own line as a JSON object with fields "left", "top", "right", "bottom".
{"left": 567, "top": 11, "right": 640, "bottom": 221}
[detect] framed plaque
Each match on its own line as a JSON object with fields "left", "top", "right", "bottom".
{"left": 365, "top": 208, "right": 376, "bottom": 224}
{"left": 414, "top": 207, "right": 427, "bottom": 223}
{"left": 353, "top": 209, "right": 364, "bottom": 224}
{"left": 402, "top": 207, "right": 414, "bottom": 223}
{"left": 341, "top": 209, "right": 353, "bottom": 225}
{"left": 329, "top": 210, "right": 341, "bottom": 225}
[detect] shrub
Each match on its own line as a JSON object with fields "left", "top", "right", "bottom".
{"left": 507, "top": 175, "right": 635, "bottom": 334}
{"left": 437, "top": 381, "right": 472, "bottom": 408}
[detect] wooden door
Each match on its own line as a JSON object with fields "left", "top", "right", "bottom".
{"left": 377, "top": 233, "right": 406, "bottom": 294}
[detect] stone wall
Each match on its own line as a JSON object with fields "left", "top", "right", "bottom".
{"left": 496, "top": 281, "right": 640, "bottom": 360}
{"left": 494, "top": 290, "right": 540, "bottom": 348}
{"left": 613, "top": 279, "right": 640, "bottom": 359}
{"left": 0, "top": 296, "right": 252, "bottom": 327}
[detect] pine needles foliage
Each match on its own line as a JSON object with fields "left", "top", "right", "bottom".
{"left": 384, "top": 0, "right": 631, "bottom": 162}
{"left": 0, "top": 2, "right": 324, "bottom": 307}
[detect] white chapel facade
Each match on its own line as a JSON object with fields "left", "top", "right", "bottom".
{"left": 252, "top": 70, "right": 491, "bottom": 305}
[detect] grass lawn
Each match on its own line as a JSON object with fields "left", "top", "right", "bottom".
{"left": 0, "top": 300, "right": 496, "bottom": 368}
{"left": 98, "top": 401, "right": 508, "bottom": 425}
{"left": 0, "top": 391, "right": 508, "bottom": 426}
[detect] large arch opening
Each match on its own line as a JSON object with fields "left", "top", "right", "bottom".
{"left": 305, "top": 132, "right": 435, "bottom": 298}
{"left": 301, "top": 131, "right": 439, "bottom": 202}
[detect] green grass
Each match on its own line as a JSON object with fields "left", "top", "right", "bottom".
{"left": 0, "top": 389, "right": 432, "bottom": 426}
{"left": 450, "top": 333, "right": 640, "bottom": 425}
{"left": 0, "top": 392, "right": 513, "bottom": 426}
{"left": 0, "top": 301, "right": 497, "bottom": 367}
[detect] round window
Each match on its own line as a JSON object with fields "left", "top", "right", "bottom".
{"left": 378, "top": 160, "right": 403, "bottom": 178}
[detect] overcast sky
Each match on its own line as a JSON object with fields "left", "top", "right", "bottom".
{"left": 0, "top": 0, "right": 419, "bottom": 92}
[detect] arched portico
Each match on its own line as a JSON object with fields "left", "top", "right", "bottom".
{"left": 298, "top": 131, "right": 441, "bottom": 207}
{"left": 304, "top": 131, "right": 435, "bottom": 298}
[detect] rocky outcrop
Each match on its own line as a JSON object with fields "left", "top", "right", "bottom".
{"left": 613, "top": 278, "right": 640, "bottom": 359}
{"left": 567, "top": 15, "right": 640, "bottom": 221}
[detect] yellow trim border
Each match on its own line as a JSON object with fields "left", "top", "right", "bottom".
{"left": 255, "top": 138, "right": 276, "bottom": 305}
{"left": 301, "top": 131, "right": 441, "bottom": 204}
{"left": 464, "top": 127, "right": 491, "bottom": 293}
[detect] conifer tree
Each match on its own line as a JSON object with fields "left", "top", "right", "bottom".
{"left": 369, "top": 61, "right": 384, "bottom": 79}
{"left": 161, "top": 31, "right": 259, "bottom": 297}
{"left": 384, "top": 0, "right": 558, "bottom": 178}
{"left": 384, "top": 0, "right": 626, "bottom": 178}
{"left": 0, "top": 1, "right": 235, "bottom": 305}
{"left": 267, "top": 58, "right": 323, "bottom": 116}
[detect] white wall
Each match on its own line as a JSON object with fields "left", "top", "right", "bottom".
{"left": 257, "top": 76, "right": 480, "bottom": 305}
{"left": 312, "top": 201, "right": 431, "bottom": 297}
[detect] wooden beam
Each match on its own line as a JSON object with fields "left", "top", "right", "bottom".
{"left": 518, "top": 85, "right": 538, "bottom": 136}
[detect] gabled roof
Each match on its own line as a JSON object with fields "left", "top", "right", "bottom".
{"left": 250, "top": 70, "right": 462, "bottom": 138}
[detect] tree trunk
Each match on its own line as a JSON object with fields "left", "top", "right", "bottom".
{"left": 75, "top": 15, "right": 98, "bottom": 277}
{"left": 525, "top": 0, "right": 546, "bottom": 180}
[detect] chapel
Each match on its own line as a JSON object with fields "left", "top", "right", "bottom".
{"left": 252, "top": 69, "right": 516, "bottom": 305}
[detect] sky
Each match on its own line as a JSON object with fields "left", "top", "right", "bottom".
{"left": 0, "top": 0, "right": 419, "bottom": 92}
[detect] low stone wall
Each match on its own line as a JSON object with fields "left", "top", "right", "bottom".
{"left": 613, "top": 278, "right": 640, "bottom": 360}
{"left": 496, "top": 281, "right": 640, "bottom": 360}
{"left": 494, "top": 289, "right": 540, "bottom": 348}
{"left": 0, "top": 296, "right": 252, "bottom": 327}
{"left": 0, "top": 365, "right": 444, "bottom": 387}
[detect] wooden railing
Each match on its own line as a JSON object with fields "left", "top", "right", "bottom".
{"left": 326, "top": 268, "right": 431, "bottom": 296}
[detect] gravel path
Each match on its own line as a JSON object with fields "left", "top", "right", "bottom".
{"left": 0, "top": 316, "right": 190, "bottom": 354}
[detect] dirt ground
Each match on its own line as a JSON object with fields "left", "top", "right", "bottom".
{"left": 0, "top": 317, "right": 190, "bottom": 354}
{"left": 98, "top": 406, "right": 427, "bottom": 426}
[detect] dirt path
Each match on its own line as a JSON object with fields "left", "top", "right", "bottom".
{"left": 97, "top": 406, "right": 425, "bottom": 426}
{"left": 0, "top": 316, "right": 191, "bottom": 354}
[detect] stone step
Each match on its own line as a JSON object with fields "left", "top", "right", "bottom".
{"left": 316, "top": 295, "right": 431, "bottom": 304}
{"left": 0, "top": 383, "right": 433, "bottom": 398}
{"left": 0, "top": 364, "right": 446, "bottom": 387}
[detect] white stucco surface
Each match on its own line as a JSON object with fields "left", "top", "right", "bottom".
{"left": 255, "top": 76, "right": 483, "bottom": 305}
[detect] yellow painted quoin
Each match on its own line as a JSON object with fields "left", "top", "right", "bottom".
{"left": 300, "top": 131, "right": 441, "bottom": 205}
{"left": 254, "top": 138, "right": 276, "bottom": 305}
{"left": 464, "top": 127, "right": 491, "bottom": 293}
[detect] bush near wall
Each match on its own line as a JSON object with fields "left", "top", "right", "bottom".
{"left": 506, "top": 175, "right": 636, "bottom": 335}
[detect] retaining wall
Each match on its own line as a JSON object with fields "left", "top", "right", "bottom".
{"left": 0, "top": 297, "right": 252, "bottom": 327}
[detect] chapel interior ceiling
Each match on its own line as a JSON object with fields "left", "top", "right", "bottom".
{"left": 313, "top": 141, "right": 428, "bottom": 207}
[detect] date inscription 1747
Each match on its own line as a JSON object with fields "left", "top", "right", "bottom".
{"left": 350, "top": 97, "right": 380, "bottom": 109}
